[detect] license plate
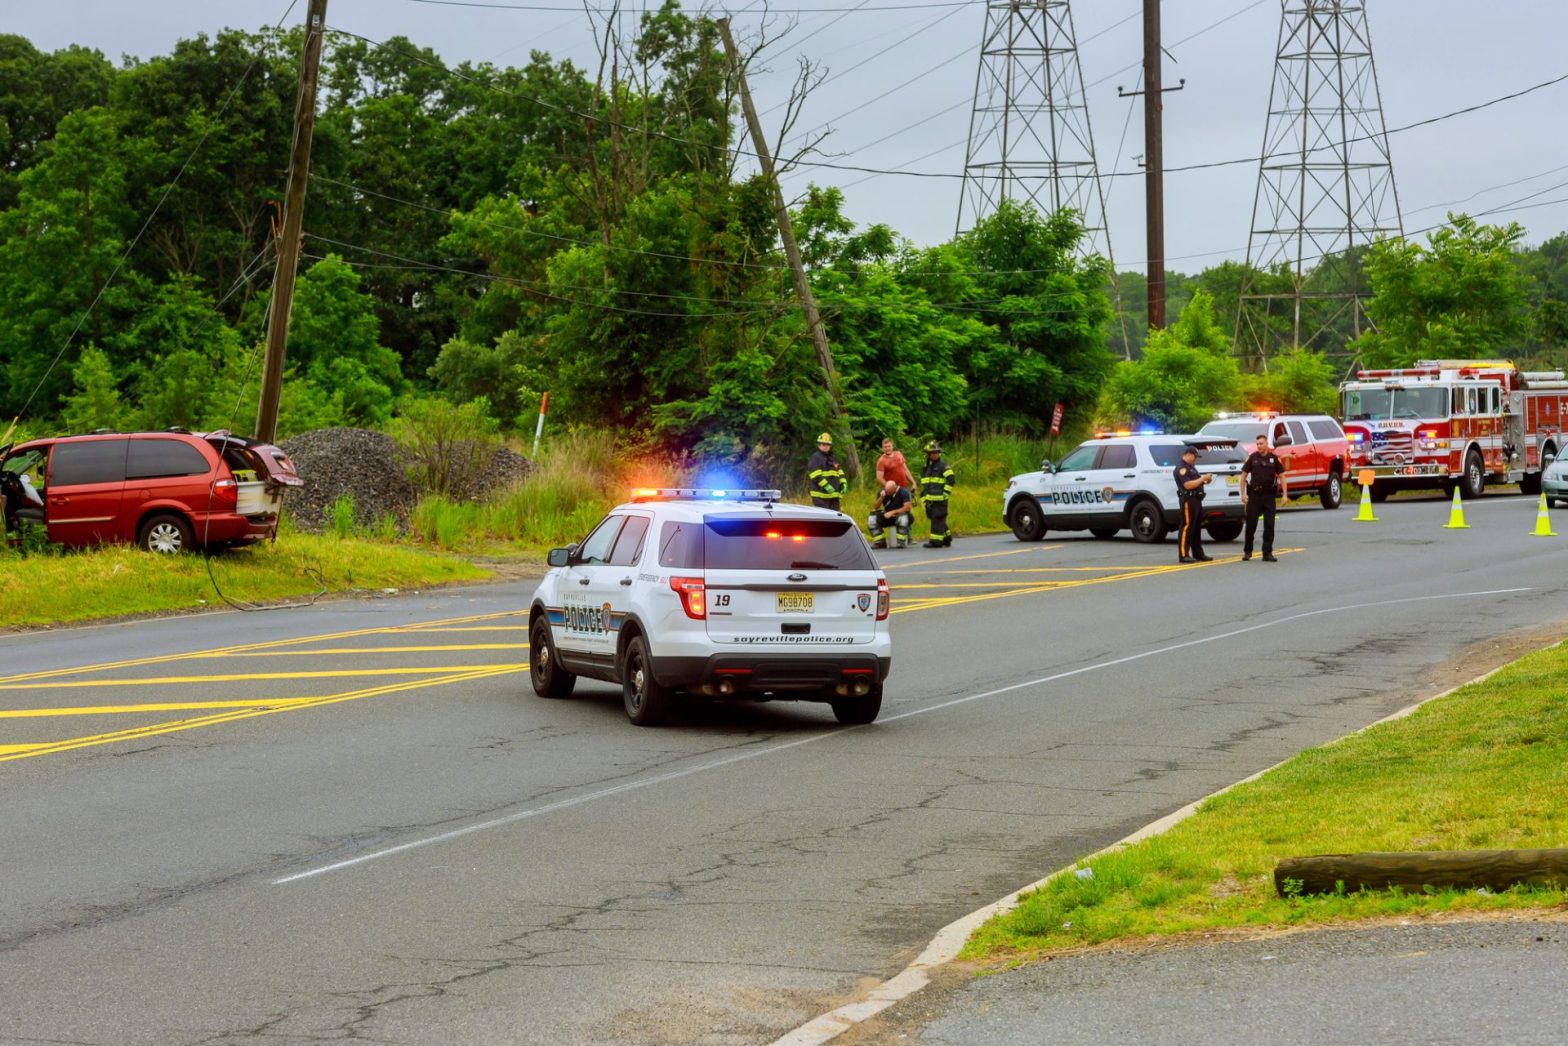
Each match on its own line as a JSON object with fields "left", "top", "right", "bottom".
{"left": 776, "top": 592, "right": 814, "bottom": 614}
{"left": 1225, "top": 475, "right": 1239, "bottom": 487}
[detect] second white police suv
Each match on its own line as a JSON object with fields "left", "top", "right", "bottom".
{"left": 1002, "top": 433, "right": 1248, "bottom": 543}
{"left": 529, "top": 488, "right": 892, "bottom": 727}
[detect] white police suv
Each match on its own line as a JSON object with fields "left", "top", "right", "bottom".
{"left": 1002, "top": 434, "right": 1247, "bottom": 544}
{"left": 529, "top": 488, "right": 892, "bottom": 726}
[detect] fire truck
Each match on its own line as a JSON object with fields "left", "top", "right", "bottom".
{"left": 1339, "top": 360, "right": 1568, "bottom": 501}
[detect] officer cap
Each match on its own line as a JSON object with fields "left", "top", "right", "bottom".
{"left": 1181, "top": 444, "right": 1200, "bottom": 458}
{"left": 816, "top": 432, "right": 833, "bottom": 445}
{"left": 924, "top": 440, "right": 941, "bottom": 453}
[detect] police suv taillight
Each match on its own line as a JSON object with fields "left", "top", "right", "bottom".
{"left": 670, "top": 576, "right": 706, "bottom": 619}
{"left": 876, "top": 577, "right": 890, "bottom": 621}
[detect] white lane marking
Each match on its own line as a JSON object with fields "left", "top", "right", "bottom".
{"left": 272, "top": 586, "right": 1535, "bottom": 886}
{"left": 770, "top": 647, "right": 1537, "bottom": 1046}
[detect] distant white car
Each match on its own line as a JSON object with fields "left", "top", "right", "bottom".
{"left": 1543, "top": 455, "right": 1568, "bottom": 507}
{"left": 1002, "top": 434, "right": 1246, "bottom": 543}
{"left": 529, "top": 489, "right": 892, "bottom": 726}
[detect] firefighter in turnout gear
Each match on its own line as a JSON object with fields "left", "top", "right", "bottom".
{"left": 1241, "top": 434, "right": 1287, "bottom": 561}
{"left": 1173, "top": 445, "right": 1214, "bottom": 563}
{"left": 868, "top": 480, "right": 914, "bottom": 549}
{"left": 807, "top": 432, "right": 847, "bottom": 512}
{"left": 919, "top": 441, "right": 955, "bottom": 548}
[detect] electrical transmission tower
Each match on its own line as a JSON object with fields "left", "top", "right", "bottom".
{"left": 956, "top": 0, "right": 1115, "bottom": 256}
{"left": 1235, "top": 0, "right": 1403, "bottom": 370}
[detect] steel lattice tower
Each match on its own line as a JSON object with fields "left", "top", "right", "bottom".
{"left": 956, "top": 0, "right": 1114, "bottom": 258}
{"left": 1236, "top": 0, "right": 1403, "bottom": 368}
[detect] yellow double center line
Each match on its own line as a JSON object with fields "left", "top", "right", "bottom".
{"left": 3, "top": 553, "right": 1286, "bottom": 762}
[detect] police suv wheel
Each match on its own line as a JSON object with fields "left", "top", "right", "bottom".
{"left": 1319, "top": 471, "right": 1343, "bottom": 510}
{"left": 830, "top": 682, "right": 882, "bottom": 725}
{"left": 1009, "top": 498, "right": 1046, "bottom": 541}
{"left": 1128, "top": 499, "right": 1167, "bottom": 544}
{"left": 621, "top": 635, "right": 673, "bottom": 726}
{"left": 530, "top": 616, "right": 576, "bottom": 699}
{"left": 1206, "top": 521, "right": 1241, "bottom": 543}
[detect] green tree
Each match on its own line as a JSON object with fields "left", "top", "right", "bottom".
{"left": 1098, "top": 291, "right": 1242, "bottom": 432}
{"left": 60, "top": 344, "right": 125, "bottom": 432}
{"left": 122, "top": 276, "right": 243, "bottom": 429}
{"left": 0, "top": 35, "right": 115, "bottom": 208}
{"left": 926, "top": 201, "right": 1114, "bottom": 433}
{"left": 1354, "top": 214, "right": 1531, "bottom": 367}
{"left": 0, "top": 107, "right": 142, "bottom": 416}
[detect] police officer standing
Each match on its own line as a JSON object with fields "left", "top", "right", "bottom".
{"left": 1173, "top": 444, "right": 1214, "bottom": 563}
{"left": 919, "top": 440, "right": 955, "bottom": 548}
{"left": 807, "top": 432, "right": 847, "bottom": 512}
{"left": 1241, "top": 433, "right": 1287, "bottom": 562}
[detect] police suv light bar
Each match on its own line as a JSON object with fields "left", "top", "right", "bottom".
{"left": 631, "top": 487, "right": 782, "bottom": 501}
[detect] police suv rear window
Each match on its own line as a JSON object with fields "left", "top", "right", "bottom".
{"left": 1150, "top": 443, "right": 1246, "bottom": 467}
{"left": 703, "top": 517, "right": 874, "bottom": 571}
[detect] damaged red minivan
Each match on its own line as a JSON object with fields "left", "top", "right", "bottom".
{"left": 0, "top": 430, "right": 303, "bottom": 553}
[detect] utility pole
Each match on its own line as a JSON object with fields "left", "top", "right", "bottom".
{"left": 1141, "top": 0, "right": 1165, "bottom": 331}
{"left": 1118, "top": 0, "right": 1183, "bottom": 334}
{"left": 255, "top": 0, "right": 328, "bottom": 443}
{"left": 716, "top": 17, "right": 860, "bottom": 479}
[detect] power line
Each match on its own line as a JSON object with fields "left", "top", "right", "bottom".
{"left": 402, "top": 0, "right": 987, "bottom": 11}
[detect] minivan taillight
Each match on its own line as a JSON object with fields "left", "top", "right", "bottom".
{"left": 211, "top": 476, "right": 238, "bottom": 507}
{"left": 876, "top": 577, "right": 890, "bottom": 621}
{"left": 670, "top": 576, "right": 706, "bottom": 619}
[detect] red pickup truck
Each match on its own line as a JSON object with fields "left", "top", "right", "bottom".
{"left": 1196, "top": 413, "right": 1351, "bottom": 509}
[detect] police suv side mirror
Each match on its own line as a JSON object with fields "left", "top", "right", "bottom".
{"left": 547, "top": 545, "right": 573, "bottom": 568}
{"left": 1040, "top": 458, "right": 1054, "bottom": 473}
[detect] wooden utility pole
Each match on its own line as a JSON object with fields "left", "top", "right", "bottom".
{"left": 715, "top": 17, "right": 860, "bottom": 479}
{"left": 256, "top": 0, "right": 328, "bottom": 443}
{"left": 1142, "top": 0, "right": 1166, "bottom": 332}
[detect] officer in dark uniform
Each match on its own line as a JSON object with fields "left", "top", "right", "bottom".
{"left": 1241, "top": 433, "right": 1288, "bottom": 561}
{"left": 1173, "top": 444, "right": 1213, "bottom": 563}
{"left": 807, "top": 432, "right": 846, "bottom": 512}
{"left": 919, "top": 440, "right": 955, "bottom": 547}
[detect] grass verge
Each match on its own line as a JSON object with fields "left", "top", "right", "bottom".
{"left": 963, "top": 640, "right": 1568, "bottom": 962}
{"left": 0, "top": 533, "right": 489, "bottom": 629}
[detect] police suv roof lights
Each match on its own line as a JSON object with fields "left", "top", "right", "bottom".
{"left": 629, "top": 487, "right": 783, "bottom": 502}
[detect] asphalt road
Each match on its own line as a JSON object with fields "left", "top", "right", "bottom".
{"left": 3, "top": 491, "right": 1565, "bottom": 1045}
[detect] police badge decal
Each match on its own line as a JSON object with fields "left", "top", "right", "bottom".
{"left": 856, "top": 593, "right": 872, "bottom": 613}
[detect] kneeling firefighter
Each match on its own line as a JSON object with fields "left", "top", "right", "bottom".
{"left": 868, "top": 480, "right": 914, "bottom": 549}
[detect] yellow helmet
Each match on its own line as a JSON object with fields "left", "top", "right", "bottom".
{"left": 816, "top": 432, "right": 833, "bottom": 445}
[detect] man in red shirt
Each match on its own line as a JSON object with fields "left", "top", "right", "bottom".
{"left": 874, "top": 437, "right": 914, "bottom": 490}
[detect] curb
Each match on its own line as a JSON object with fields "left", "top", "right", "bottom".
{"left": 770, "top": 658, "right": 1520, "bottom": 1045}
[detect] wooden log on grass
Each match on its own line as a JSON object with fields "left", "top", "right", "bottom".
{"left": 1274, "top": 848, "right": 1568, "bottom": 897}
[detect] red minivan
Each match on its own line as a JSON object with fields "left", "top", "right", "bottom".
{"left": 0, "top": 430, "right": 303, "bottom": 553}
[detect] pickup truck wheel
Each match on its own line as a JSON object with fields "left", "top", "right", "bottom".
{"left": 1128, "top": 498, "right": 1167, "bottom": 544}
{"left": 1319, "top": 471, "right": 1343, "bottom": 510}
{"left": 1009, "top": 497, "right": 1046, "bottom": 541}
{"left": 830, "top": 683, "right": 882, "bottom": 725}
{"left": 621, "top": 635, "right": 673, "bottom": 726}
{"left": 138, "top": 513, "right": 192, "bottom": 554}
{"left": 1206, "top": 521, "right": 1242, "bottom": 542}
{"left": 530, "top": 616, "right": 576, "bottom": 699}
{"left": 1460, "top": 450, "right": 1486, "bottom": 500}
{"left": 1089, "top": 526, "right": 1118, "bottom": 539}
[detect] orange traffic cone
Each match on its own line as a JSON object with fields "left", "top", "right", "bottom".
{"left": 1531, "top": 493, "right": 1556, "bottom": 537}
{"left": 1353, "top": 483, "right": 1377, "bottom": 522}
{"left": 1442, "top": 486, "right": 1469, "bottom": 529}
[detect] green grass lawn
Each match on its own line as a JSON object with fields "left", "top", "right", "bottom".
{"left": 0, "top": 534, "right": 490, "bottom": 629}
{"left": 964, "top": 640, "right": 1568, "bottom": 962}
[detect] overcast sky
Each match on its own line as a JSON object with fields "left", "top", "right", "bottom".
{"left": 10, "top": 0, "right": 1568, "bottom": 274}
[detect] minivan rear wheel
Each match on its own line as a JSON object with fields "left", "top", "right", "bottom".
{"left": 139, "top": 513, "right": 192, "bottom": 554}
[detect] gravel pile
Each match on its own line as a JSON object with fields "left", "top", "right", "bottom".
{"left": 277, "top": 429, "right": 535, "bottom": 533}
{"left": 278, "top": 428, "right": 419, "bottom": 533}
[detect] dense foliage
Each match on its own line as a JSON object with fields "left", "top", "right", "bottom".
{"left": 3, "top": 15, "right": 1566, "bottom": 489}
